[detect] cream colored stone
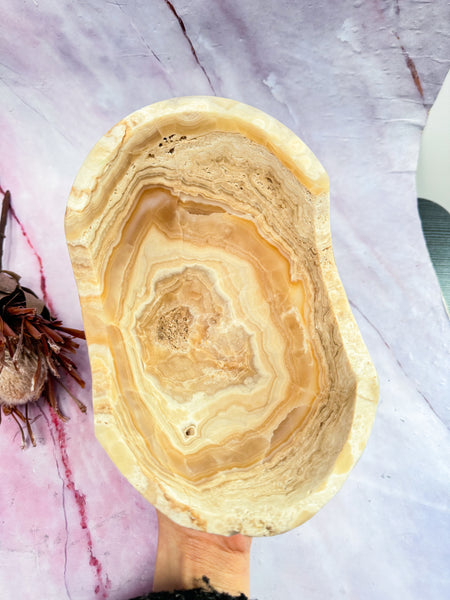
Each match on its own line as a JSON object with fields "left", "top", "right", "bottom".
{"left": 66, "top": 97, "right": 378, "bottom": 536}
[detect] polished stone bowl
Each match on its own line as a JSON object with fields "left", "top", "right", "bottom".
{"left": 65, "top": 97, "right": 378, "bottom": 536}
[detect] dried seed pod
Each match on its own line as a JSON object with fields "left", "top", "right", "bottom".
{"left": 0, "top": 191, "right": 86, "bottom": 448}
{"left": 0, "top": 347, "right": 47, "bottom": 404}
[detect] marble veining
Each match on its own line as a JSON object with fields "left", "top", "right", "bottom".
{"left": 0, "top": 1, "right": 449, "bottom": 599}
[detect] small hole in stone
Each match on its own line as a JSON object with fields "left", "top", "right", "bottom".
{"left": 184, "top": 426, "right": 196, "bottom": 438}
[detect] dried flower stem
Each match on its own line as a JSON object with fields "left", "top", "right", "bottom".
{"left": 0, "top": 189, "right": 86, "bottom": 447}
{"left": 0, "top": 190, "right": 11, "bottom": 271}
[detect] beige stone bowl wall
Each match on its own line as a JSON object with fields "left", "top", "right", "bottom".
{"left": 65, "top": 96, "right": 378, "bottom": 536}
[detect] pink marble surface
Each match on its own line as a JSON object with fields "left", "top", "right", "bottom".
{"left": 0, "top": 1, "right": 449, "bottom": 599}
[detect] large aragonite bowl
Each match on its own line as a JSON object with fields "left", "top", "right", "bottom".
{"left": 65, "top": 96, "right": 378, "bottom": 536}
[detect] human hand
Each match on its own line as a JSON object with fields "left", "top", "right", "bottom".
{"left": 153, "top": 509, "right": 252, "bottom": 597}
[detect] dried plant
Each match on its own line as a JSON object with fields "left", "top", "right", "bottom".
{"left": 0, "top": 190, "right": 86, "bottom": 447}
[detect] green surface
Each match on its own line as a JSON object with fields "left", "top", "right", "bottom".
{"left": 418, "top": 198, "right": 450, "bottom": 311}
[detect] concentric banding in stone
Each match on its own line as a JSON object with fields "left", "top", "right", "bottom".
{"left": 66, "top": 97, "right": 378, "bottom": 536}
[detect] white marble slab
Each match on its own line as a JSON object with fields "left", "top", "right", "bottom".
{"left": 0, "top": 1, "right": 448, "bottom": 599}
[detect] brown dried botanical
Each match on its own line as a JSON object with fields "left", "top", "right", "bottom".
{"left": 0, "top": 190, "right": 86, "bottom": 447}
